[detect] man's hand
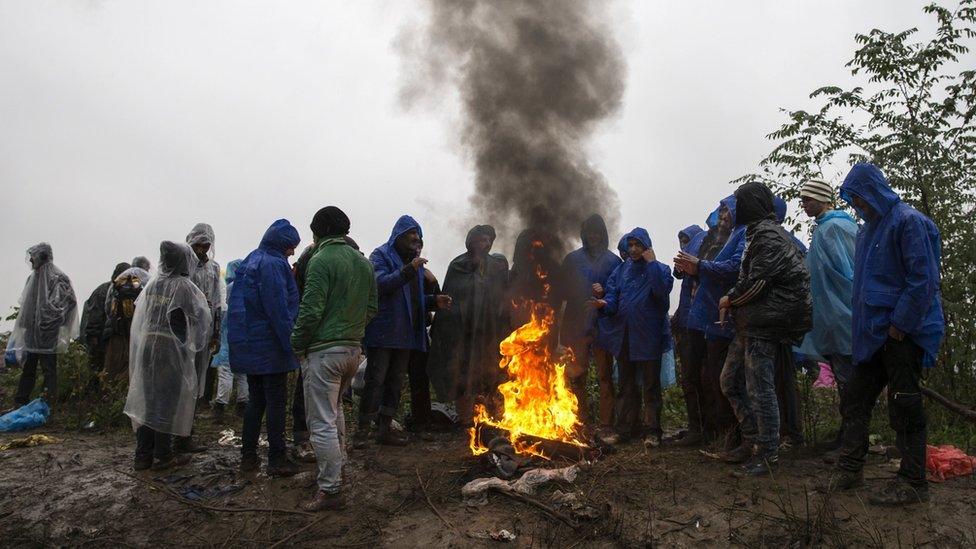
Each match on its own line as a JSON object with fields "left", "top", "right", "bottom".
{"left": 888, "top": 325, "right": 905, "bottom": 341}
{"left": 674, "top": 251, "right": 700, "bottom": 276}
{"left": 411, "top": 257, "right": 428, "bottom": 270}
{"left": 719, "top": 295, "right": 731, "bottom": 310}
{"left": 592, "top": 283, "right": 605, "bottom": 298}
{"left": 642, "top": 248, "right": 657, "bottom": 263}
{"left": 435, "top": 294, "right": 453, "bottom": 311}
{"left": 590, "top": 299, "right": 607, "bottom": 310}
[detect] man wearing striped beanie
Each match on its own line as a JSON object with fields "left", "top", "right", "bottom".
{"left": 797, "top": 179, "right": 859, "bottom": 459}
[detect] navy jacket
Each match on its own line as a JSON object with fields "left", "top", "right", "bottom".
{"left": 688, "top": 196, "right": 746, "bottom": 340}
{"left": 559, "top": 214, "right": 622, "bottom": 346}
{"left": 840, "top": 163, "right": 944, "bottom": 367}
{"left": 228, "top": 219, "right": 301, "bottom": 375}
{"left": 672, "top": 224, "right": 705, "bottom": 330}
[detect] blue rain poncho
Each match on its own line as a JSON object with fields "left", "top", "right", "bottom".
{"left": 672, "top": 224, "right": 705, "bottom": 330}
{"left": 775, "top": 196, "right": 808, "bottom": 254}
{"left": 840, "top": 163, "right": 944, "bottom": 367}
{"left": 687, "top": 196, "right": 746, "bottom": 340}
{"left": 559, "top": 214, "right": 622, "bottom": 345}
{"left": 798, "top": 210, "right": 857, "bottom": 360}
{"left": 211, "top": 259, "right": 242, "bottom": 368}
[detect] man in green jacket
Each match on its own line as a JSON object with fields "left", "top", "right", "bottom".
{"left": 290, "top": 206, "right": 378, "bottom": 513}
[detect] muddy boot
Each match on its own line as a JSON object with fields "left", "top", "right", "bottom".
{"left": 210, "top": 402, "right": 225, "bottom": 421}
{"left": 174, "top": 436, "right": 207, "bottom": 455}
{"left": 868, "top": 479, "right": 929, "bottom": 506}
{"left": 134, "top": 456, "right": 153, "bottom": 471}
{"left": 267, "top": 458, "right": 300, "bottom": 478}
{"left": 722, "top": 442, "right": 754, "bottom": 464}
{"left": 302, "top": 490, "right": 346, "bottom": 512}
{"left": 376, "top": 418, "right": 409, "bottom": 447}
{"left": 741, "top": 451, "right": 778, "bottom": 477}
{"left": 240, "top": 453, "right": 260, "bottom": 473}
{"left": 816, "top": 469, "right": 864, "bottom": 493}
{"left": 151, "top": 453, "right": 192, "bottom": 471}
{"left": 235, "top": 401, "right": 248, "bottom": 418}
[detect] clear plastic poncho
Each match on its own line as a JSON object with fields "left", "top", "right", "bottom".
{"left": 123, "top": 241, "right": 213, "bottom": 436}
{"left": 5, "top": 243, "right": 78, "bottom": 358}
{"left": 186, "top": 223, "right": 222, "bottom": 311}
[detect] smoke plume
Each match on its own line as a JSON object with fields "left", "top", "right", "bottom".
{"left": 400, "top": 0, "right": 626, "bottom": 253}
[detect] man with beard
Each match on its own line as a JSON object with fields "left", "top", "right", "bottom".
{"left": 8, "top": 243, "right": 78, "bottom": 407}
{"left": 558, "top": 215, "right": 622, "bottom": 443}
{"left": 427, "top": 225, "right": 509, "bottom": 427}
{"left": 719, "top": 182, "right": 812, "bottom": 476}
{"left": 356, "top": 216, "right": 452, "bottom": 447}
{"left": 79, "top": 262, "right": 129, "bottom": 391}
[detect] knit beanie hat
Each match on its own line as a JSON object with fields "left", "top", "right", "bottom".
{"left": 800, "top": 179, "right": 834, "bottom": 203}
{"left": 310, "top": 206, "right": 351, "bottom": 238}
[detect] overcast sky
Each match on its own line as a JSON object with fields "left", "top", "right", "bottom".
{"left": 0, "top": 0, "right": 940, "bottom": 322}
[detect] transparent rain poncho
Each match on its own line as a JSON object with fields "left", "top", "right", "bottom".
{"left": 5, "top": 243, "right": 78, "bottom": 357}
{"left": 186, "top": 223, "right": 222, "bottom": 312}
{"left": 123, "top": 242, "right": 213, "bottom": 436}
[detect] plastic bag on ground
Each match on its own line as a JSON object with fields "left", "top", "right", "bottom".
{"left": 0, "top": 398, "right": 50, "bottom": 432}
{"left": 926, "top": 444, "right": 976, "bottom": 482}
{"left": 462, "top": 465, "right": 579, "bottom": 505}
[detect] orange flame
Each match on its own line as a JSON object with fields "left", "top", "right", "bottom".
{"left": 468, "top": 300, "right": 584, "bottom": 459}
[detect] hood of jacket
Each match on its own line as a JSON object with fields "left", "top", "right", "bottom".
{"left": 678, "top": 225, "right": 704, "bottom": 251}
{"left": 27, "top": 243, "right": 53, "bottom": 268}
{"left": 719, "top": 195, "right": 738, "bottom": 226}
{"left": 622, "top": 227, "right": 652, "bottom": 250}
{"left": 580, "top": 214, "right": 610, "bottom": 254}
{"left": 839, "top": 163, "right": 901, "bottom": 219}
{"left": 706, "top": 206, "right": 720, "bottom": 229}
{"left": 158, "top": 241, "right": 195, "bottom": 278}
{"left": 387, "top": 215, "right": 422, "bottom": 247}
{"left": 186, "top": 223, "right": 215, "bottom": 247}
{"left": 733, "top": 182, "right": 775, "bottom": 226}
{"left": 259, "top": 219, "right": 301, "bottom": 256}
{"left": 464, "top": 224, "right": 496, "bottom": 253}
{"left": 225, "top": 259, "right": 243, "bottom": 284}
{"left": 111, "top": 262, "right": 131, "bottom": 281}
{"left": 774, "top": 196, "right": 788, "bottom": 224}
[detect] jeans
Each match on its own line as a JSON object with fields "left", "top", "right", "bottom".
{"left": 215, "top": 366, "right": 249, "bottom": 405}
{"left": 677, "top": 329, "right": 707, "bottom": 435}
{"left": 568, "top": 341, "right": 615, "bottom": 430}
{"left": 775, "top": 347, "right": 803, "bottom": 443}
{"left": 408, "top": 350, "right": 432, "bottom": 427}
{"left": 359, "top": 347, "right": 411, "bottom": 425}
{"left": 135, "top": 425, "right": 173, "bottom": 460}
{"left": 15, "top": 352, "right": 58, "bottom": 405}
{"left": 827, "top": 354, "right": 854, "bottom": 443}
{"left": 242, "top": 372, "right": 288, "bottom": 463}
{"left": 304, "top": 346, "right": 361, "bottom": 493}
{"left": 839, "top": 337, "right": 927, "bottom": 487}
{"left": 704, "top": 336, "right": 736, "bottom": 439}
{"left": 721, "top": 335, "right": 780, "bottom": 454}
{"left": 292, "top": 371, "right": 309, "bottom": 444}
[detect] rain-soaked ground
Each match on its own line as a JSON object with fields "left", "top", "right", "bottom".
{"left": 1, "top": 411, "right": 975, "bottom": 547}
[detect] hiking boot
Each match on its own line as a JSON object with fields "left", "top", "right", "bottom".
{"left": 643, "top": 434, "right": 662, "bottom": 449}
{"left": 210, "top": 402, "right": 226, "bottom": 421}
{"left": 816, "top": 469, "right": 864, "bottom": 493}
{"left": 240, "top": 453, "right": 261, "bottom": 473}
{"left": 722, "top": 442, "right": 754, "bottom": 464}
{"left": 290, "top": 442, "right": 318, "bottom": 464}
{"left": 134, "top": 456, "right": 153, "bottom": 471}
{"left": 670, "top": 432, "right": 704, "bottom": 448}
{"left": 302, "top": 490, "right": 346, "bottom": 512}
{"left": 352, "top": 429, "right": 371, "bottom": 449}
{"left": 868, "top": 479, "right": 929, "bottom": 506}
{"left": 235, "top": 401, "right": 248, "bottom": 418}
{"left": 742, "top": 453, "right": 778, "bottom": 477}
{"left": 174, "top": 437, "right": 207, "bottom": 454}
{"left": 268, "top": 459, "right": 301, "bottom": 478}
{"left": 376, "top": 429, "right": 410, "bottom": 447}
{"left": 151, "top": 453, "right": 192, "bottom": 471}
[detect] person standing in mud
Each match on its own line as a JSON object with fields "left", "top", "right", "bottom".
{"left": 79, "top": 262, "right": 129, "bottom": 392}
{"left": 507, "top": 227, "right": 562, "bottom": 327}
{"left": 210, "top": 259, "right": 248, "bottom": 421}
{"left": 406, "top": 239, "right": 440, "bottom": 432}
{"left": 102, "top": 265, "right": 151, "bottom": 383}
{"left": 7, "top": 243, "right": 79, "bottom": 407}
{"left": 180, "top": 222, "right": 222, "bottom": 454}
{"left": 427, "top": 225, "right": 509, "bottom": 427}
{"left": 674, "top": 196, "right": 744, "bottom": 448}
{"left": 557, "top": 215, "right": 622, "bottom": 444}
{"left": 718, "top": 181, "right": 811, "bottom": 477}
{"left": 124, "top": 241, "right": 212, "bottom": 471}
{"left": 669, "top": 222, "right": 706, "bottom": 446}
{"left": 290, "top": 206, "right": 377, "bottom": 512}
{"left": 820, "top": 163, "right": 943, "bottom": 506}
{"left": 592, "top": 228, "right": 673, "bottom": 447}
{"left": 356, "top": 215, "right": 452, "bottom": 448}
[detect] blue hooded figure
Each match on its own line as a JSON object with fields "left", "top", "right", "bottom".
{"left": 364, "top": 215, "right": 430, "bottom": 352}
{"left": 212, "top": 259, "right": 243, "bottom": 369}
{"left": 672, "top": 224, "right": 706, "bottom": 331}
{"left": 774, "top": 196, "right": 808, "bottom": 255}
{"left": 687, "top": 195, "right": 747, "bottom": 340}
{"left": 227, "top": 219, "right": 302, "bottom": 375}
{"left": 840, "top": 163, "right": 944, "bottom": 367}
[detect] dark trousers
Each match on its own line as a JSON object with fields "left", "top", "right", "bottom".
{"left": 135, "top": 425, "right": 173, "bottom": 460}
{"left": 15, "top": 352, "right": 58, "bottom": 405}
{"left": 292, "top": 371, "right": 309, "bottom": 444}
{"left": 243, "top": 372, "right": 289, "bottom": 463}
{"left": 839, "top": 337, "right": 927, "bottom": 487}
{"left": 614, "top": 332, "right": 662, "bottom": 438}
{"left": 677, "top": 329, "right": 707, "bottom": 435}
{"left": 704, "top": 337, "right": 736, "bottom": 439}
{"left": 202, "top": 364, "right": 218, "bottom": 403}
{"left": 359, "top": 347, "right": 411, "bottom": 426}
{"left": 85, "top": 343, "right": 107, "bottom": 393}
{"left": 408, "top": 350, "right": 432, "bottom": 427}
{"left": 775, "top": 347, "right": 803, "bottom": 443}
{"left": 568, "top": 342, "right": 615, "bottom": 430}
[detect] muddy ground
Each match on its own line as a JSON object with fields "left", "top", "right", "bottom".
{"left": 1, "top": 411, "right": 975, "bottom": 548}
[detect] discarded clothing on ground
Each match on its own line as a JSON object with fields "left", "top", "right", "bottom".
{"left": 926, "top": 444, "right": 976, "bottom": 482}
{"left": 462, "top": 465, "right": 579, "bottom": 505}
{"left": 0, "top": 398, "right": 51, "bottom": 432}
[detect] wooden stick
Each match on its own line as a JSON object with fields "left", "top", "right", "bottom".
{"left": 488, "top": 487, "right": 579, "bottom": 530}
{"left": 416, "top": 466, "right": 462, "bottom": 539}
{"left": 922, "top": 386, "right": 976, "bottom": 422}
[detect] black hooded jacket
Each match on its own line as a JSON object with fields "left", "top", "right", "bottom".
{"left": 727, "top": 182, "right": 812, "bottom": 343}
{"left": 80, "top": 262, "right": 130, "bottom": 344}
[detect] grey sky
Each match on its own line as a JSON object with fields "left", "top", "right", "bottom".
{"left": 0, "top": 0, "right": 936, "bottom": 321}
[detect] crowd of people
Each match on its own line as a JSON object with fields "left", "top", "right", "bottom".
{"left": 3, "top": 162, "right": 945, "bottom": 511}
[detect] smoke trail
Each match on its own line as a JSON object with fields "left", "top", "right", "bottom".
{"left": 399, "top": 0, "right": 626, "bottom": 253}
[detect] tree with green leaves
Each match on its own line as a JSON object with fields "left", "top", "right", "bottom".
{"left": 738, "top": 1, "right": 976, "bottom": 436}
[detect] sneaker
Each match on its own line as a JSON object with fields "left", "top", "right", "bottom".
{"left": 868, "top": 479, "right": 929, "bottom": 506}
{"left": 151, "top": 454, "right": 192, "bottom": 471}
{"left": 722, "top": 442, "right": 754, "bottom": 464}
{"left": 742, "top": 453, "right": 778, "bottom": 477}
{"left": 235, "top": 401, "right": 248, "bottom": 418}
{"left": 302, "top": 490, "right": 346, "bottom": 512}
{"left": 267, "top": 459, "right": 301, "bottom": 478}
{"left": 643, "top": 434, "right": 662, "bottom": 448}
{"left": 670, "top": 432, "right": 704, "bottom": 448}
{"left": 377, "top": 430, "right": 410, "bottom": 447}
{"left": 816, "top": 469, "right": 864, "bottom": 493}
{"left": 240, "top": 453, "right": 261, "bottom": 473}
{"left": 134, "top": 456, "right": 153, "bottom": 471}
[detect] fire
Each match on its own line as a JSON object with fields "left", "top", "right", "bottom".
{"left": 468, "top": 300, "right": 584, "bottom": 459}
